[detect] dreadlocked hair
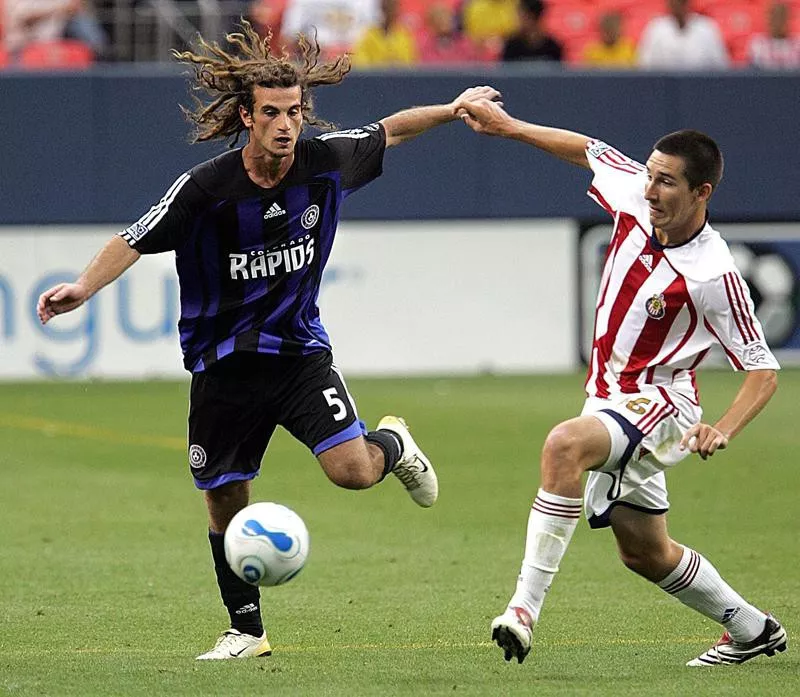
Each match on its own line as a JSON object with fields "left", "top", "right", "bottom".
{"left": 172, "top": 20, "right": 352, "bottom": 145}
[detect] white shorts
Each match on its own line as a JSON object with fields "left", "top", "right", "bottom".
{"left": 581, "top": 390, "right": 701, "bottom": 529}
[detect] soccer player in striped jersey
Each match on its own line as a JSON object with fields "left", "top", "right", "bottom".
{"left": 456, "top": 98, "right": 787, "bottom": 667}
{"left": 36, "top": 21, "right": 501, "bottom": 660}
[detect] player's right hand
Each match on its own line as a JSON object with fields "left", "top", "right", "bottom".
{"left": 36, "top": 283, "right": 90, "bottom": 324}
{"left": 455, "top": 98, "right": 512, "bottom": 137}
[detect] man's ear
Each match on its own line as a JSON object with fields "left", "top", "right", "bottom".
{"left": 239, "top": 104, "right": 253, "bottom": 129}
{"left": 696, "top": 182, "right": 713, "bottom": 202}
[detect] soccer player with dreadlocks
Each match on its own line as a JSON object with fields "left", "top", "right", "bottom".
{"left": 37, "top": 20, "right": 501, "bottom": 660}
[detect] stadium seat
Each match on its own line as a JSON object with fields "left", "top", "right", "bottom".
{"left": 19, "top": 40, "right": 95, "bottom": 70}
{"left": 546, "top": 3, "right": 598, "bottom": 42}
{"left": 701, "top": 1, "right": 765, "bottom": 64}
{"left": 619, "top": 5, "right": 660, "bottom": 43}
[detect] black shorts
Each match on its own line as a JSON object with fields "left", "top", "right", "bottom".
{"left": 187, "top": 351, "right": 366, "bottom": 490}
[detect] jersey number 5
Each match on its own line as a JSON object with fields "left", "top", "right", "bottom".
{"left": 323, "top": 387, "right": 347, "bottom": 421}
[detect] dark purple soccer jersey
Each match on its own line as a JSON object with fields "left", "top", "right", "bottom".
{"left": 119, "top": 123, "right": 385, "bottom": 372}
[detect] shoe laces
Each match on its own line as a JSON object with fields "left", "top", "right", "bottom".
{"left": 394, "top": 457, "right": 422, "bottom": 488}
{"left": 212, "top": 630, "right": 242, "bottom": 650}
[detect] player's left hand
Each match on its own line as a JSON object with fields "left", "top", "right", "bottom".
{"left": 680, "top": 423, "right": 729, "bottom": 460}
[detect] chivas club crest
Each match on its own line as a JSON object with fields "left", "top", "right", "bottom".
{"left": 645, "top": 293, "right": 666, "bottom": 319}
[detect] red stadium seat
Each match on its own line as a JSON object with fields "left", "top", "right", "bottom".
{"left": 19, "top": 40, "right": 95, "bottom": 70}
{"left": 701, "top": 1, "right": 766, "bottom": 64}
{"left": 619, "top": 5, "right": 661, "bottom": 43}
{"left": 545, "top": 3, "right": 598, "bottom": 42}
{"left": 702, "top": 1, "right": 765, "bottom": 40}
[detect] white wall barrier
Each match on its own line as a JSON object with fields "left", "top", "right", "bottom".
{"left": 0, "top": 220, "right": 578, "bottom": 379}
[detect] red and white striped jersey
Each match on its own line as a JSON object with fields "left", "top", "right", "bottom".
{"left": 584, "top": 140, "right": 779, "bottom": 404}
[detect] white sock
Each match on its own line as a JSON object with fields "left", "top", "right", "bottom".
{"left": 658, "top": 546, "right": 767, "bottom": 642}
{"left": 508, "top": 488, "right": 582, "bottom": 621}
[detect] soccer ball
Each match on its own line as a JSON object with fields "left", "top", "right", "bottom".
{"left": 224, "top": 502, "right": 310, "bottom": 587}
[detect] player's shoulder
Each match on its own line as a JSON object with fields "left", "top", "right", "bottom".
{"left": 188, "top": 149, "right": 251, "bottom": 198}
{"left": 664, "top": 223, "right": 737, "bottom": 283}
{"left": 587, "top": 139, "right": 646, "bottom": 174}
{"left": 295, "top": 123, "right": 384, "bottom": 171}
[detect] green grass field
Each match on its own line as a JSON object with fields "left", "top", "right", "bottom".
{"left": 1, "top": 371, "right": 797, "bottom": 696}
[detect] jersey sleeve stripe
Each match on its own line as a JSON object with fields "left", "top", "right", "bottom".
{"left": 317, "top": 131, "right": 371, "bottom": 141}
{"left": 139, "top": 172, "right": 192, "bottom": 230}
{"left": 596, "top": 150, "right": 645, "bottom": 174}
{"left": 703, "top": 318, "right": 745, "bottom": 369}
{"left": 723, "top": 272, "right": 755, "bottom": 343}
{"left": 729, "top": 272, "right": 759, "bottom": 340}
{"left": 588, "top": 184, "right": 616, "bottom": 215}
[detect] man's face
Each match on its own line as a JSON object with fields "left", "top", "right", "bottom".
{"left": 240, "top": 85, "right": 304, "bottom": 158}
{"left": 644, "top": 150, "right": 707, "bottom": 232}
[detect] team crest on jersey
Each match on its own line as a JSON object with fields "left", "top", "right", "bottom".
{"left": 645, "top": 293, "right": 666, "bottom": 319}
{"left": 301, "top": 205, "right": 320, "bottom": 230}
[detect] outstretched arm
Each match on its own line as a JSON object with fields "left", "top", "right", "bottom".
{"left": 37, "top": 234, "right": 140, "bottom": 324}
{"left": 679, "top": 369, "right": 778, "bottom": 460}
{"left": 380, "top": 85, "right": 502, "bottom": 147}
{"left": 456, "top": 98, "right": 592, "bottom": 169}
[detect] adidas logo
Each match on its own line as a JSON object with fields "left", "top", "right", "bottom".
{"left": 639, "top": 254, "right": 654, "bottom": 272}
{"left": 721, "top": 607, "right": 740, "bottom": 623}
{"left": 235, "top": 603, "right": 259, "bottom": 615}
{"left": 263, "top": 202, "right": 286, "bottom": 219}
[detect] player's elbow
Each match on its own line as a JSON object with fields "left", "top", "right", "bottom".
{"left": 750, "top": 368, "right": 778, "bottom": 403}
{"left": 763, "top": 369, "right": 778, "bottom": 397}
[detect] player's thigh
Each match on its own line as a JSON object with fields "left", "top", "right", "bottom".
{"left": 188, "top": 359, "right": 276, "bottom": 490}
{"left": 278, "top": 351, "right": 367, "bottom": 458}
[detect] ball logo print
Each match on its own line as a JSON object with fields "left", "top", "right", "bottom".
{"left": 224, "top": 502, "right": 310, "bottom": 587}
{"left": 188, "top": 444, "right": 207, "bottom": 469}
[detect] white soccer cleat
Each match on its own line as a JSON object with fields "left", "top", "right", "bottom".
{"left": 377, "top": 415, "right": 438, "bottom": 507}
{"left": 686, "top": 615, "right": 787, "bottom": 667}
{"left": 491, "top": 606, "right": 535, "bottom": 664}
{"left": 195, "top": 629, "right": 272, "bottom": 660}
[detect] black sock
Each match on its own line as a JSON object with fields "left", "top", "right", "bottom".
{"left": 208, "top": 530, "right": 264, "bottom": 636}
{"left": 365, "top": 430, "right": 403, "bottom": 480}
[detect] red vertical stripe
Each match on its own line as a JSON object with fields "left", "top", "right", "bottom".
{"left": 619, "top": 274, "right": 693, "bottom": 393}
{"left": 592, "top": 215, "right": 650, "bottom": 398}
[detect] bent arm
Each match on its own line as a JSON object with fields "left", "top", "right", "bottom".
{"left": 714, "top": 368, "right": 778, "bottom": 440}
{"left": 680, "top": 369, "right": 778, "bottom": 459}
{"left": 37, "top": 235, "right": 140, "bottom": 323}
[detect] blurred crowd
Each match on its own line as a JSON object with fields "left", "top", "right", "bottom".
{"left": 1, "top": 0, "right": 799, "bottom": 70}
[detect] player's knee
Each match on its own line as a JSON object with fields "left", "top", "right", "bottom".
{"left": 541, "top": 424, "right": 585, "bottom": 474}
{"left": 325, "top": 458, "right": 375, "bottom": 490}
{"left": 206, "top": 480, "right": 248, "bottom": 507}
